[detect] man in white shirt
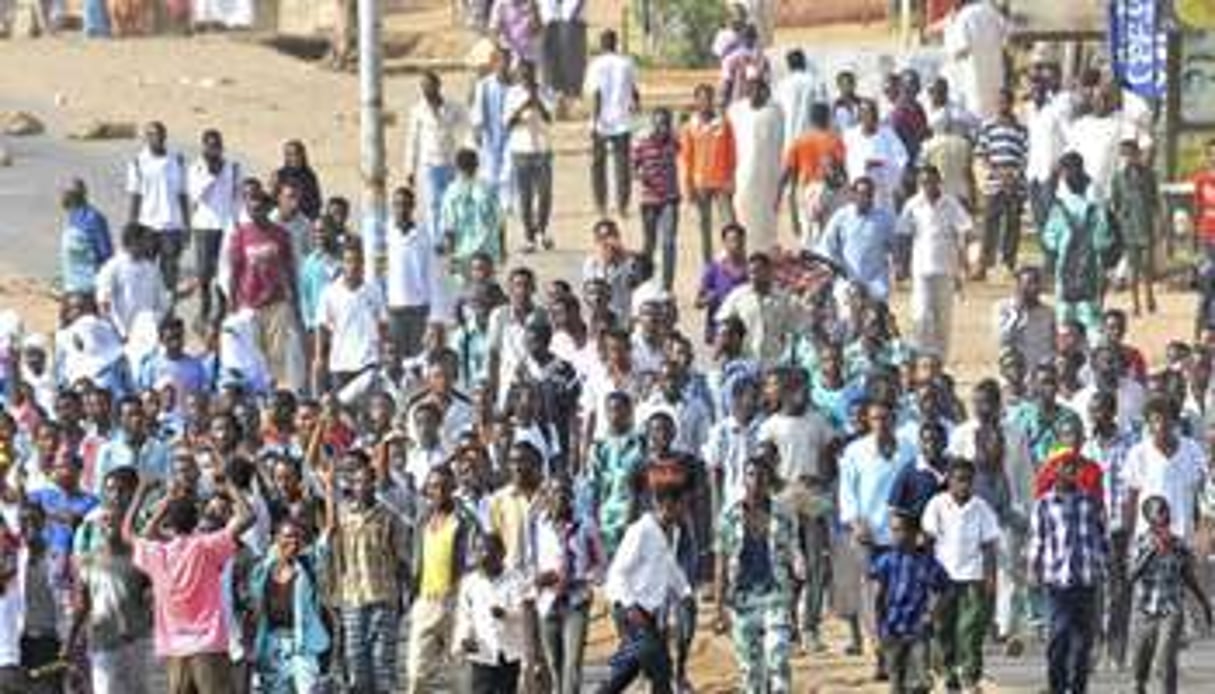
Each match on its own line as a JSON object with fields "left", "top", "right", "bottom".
{"left": 96, "top": 223, "right": 170, "bottom": 340}
{"left": 385, "top": 186, "right": 433, "bottom": 359}
{"left": 406, "top": 71, "right": 468, "bottom": 245}
{"left": 897, "top": 164, "right": 973, "bottom": 360}
{"left": 1065, "top": 87, "right": 1123, "bottom": 202}
{"left": 316, "top": 242, "right": 388, "bottom": 394}
{"left": 1124, "top": 398, "right": 1209, "bottom": 546}
{"left": 1024, "top": 75, "right": 1071, "bottom": 231}
{"left": 187, "top": 129, "right": 241, "bottom": 328}
{"left": 505, "top": 61, "right": 558, "bottom": 253}
{"left": 943, "top": 0, "right": 1008, "bottom": 121}
{"left": 844, "top": 99, "right": 909, "bottom": 214}
{"left": 126, "top": 120, "right": 189, "bottom": 297}
{"left": 602, "top": 482, "right": 693, "bottom": 694}
{"left": 584, "top": 29, "right": 639, "bottom": 218}
{"left": 920, "top": 460, "right": 1001, "bottom": 692}
{"left": 452, "top": 533, "right": 529, "bottom": 692}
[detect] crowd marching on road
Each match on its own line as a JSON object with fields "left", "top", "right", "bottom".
{"left": 4, "top": 1, "right": 1215, "bottom": 693}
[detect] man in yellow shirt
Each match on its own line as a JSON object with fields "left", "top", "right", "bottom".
{"left": 406, "top": 465, "right": 475, "bottom": 693}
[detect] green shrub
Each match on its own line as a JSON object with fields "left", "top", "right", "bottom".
{"left": 635, "top": 0, "right": 730, "bottom": 68}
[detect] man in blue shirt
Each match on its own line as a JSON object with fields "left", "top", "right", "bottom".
{"left": 817, "top": 176, "right": 898, "bottom": 302}
{"left": 60, "top": 178, "right": 113, "bottom": 294}
{"left": 136, "top": 316, "right": 208, "bottom": 411}
{"left": 93, "top": 396, "right": 170, "bottom": 494}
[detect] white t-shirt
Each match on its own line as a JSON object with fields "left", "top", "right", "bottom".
{"left": 187, "top": 158, "right": 242, "bottom": 231}
{"left": 385, "top": 225, "right": 433, "bottom": 309}
{"left": 758, "top": 410, "right": 835, "bottom": 483}
{"left": 503, "top": 85, "right": 555, "bottom": 155}
{"left": 1023, "top": 98, "right": 1070, "bottom": 184}
{"left": 584, "top": 52, "right": 637, "bottom": 137}
{"left": 1065, "top": 114, "right": 1123, "bottom": 201}
{"left": 126, "top": 149, "right": 188, "bottom": 232}
{"left": 95, "top": 252, "right": 169, "bottom": 337}
{"left": 318, "top": 279, "right": 388, "bottom": 372}
{"left": 1125, "top": 437, "right": 1209, "bottom": 543}
{"left": 897, "top": 192, "right": 974, "bottom": 278}
{"left": 921, "top": 491, "right": 1002, "bottom": 581}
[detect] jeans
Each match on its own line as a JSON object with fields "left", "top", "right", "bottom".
{"left": 641, "top": 200, "right": 679, "bottom": 290}
{"left": 591, "top": 132, "right": 631, "bottom": 215}
{"left": 691, "top": 189, "right": 733, "bottom": 264}
{"left": 422, "top": 164, "right": 455, "bottom": 241}
{"left": 342, "top": 602, "right": 401, "bottom": 694}
{"left": 982, "top": 189, "right": 1024, "bottom": 270}
{"left": 513, "top": 152, "right": 554, "bottom": 242}
{"left": 598, "top": 607, "right": 672, "bottom": 694}
{"left": 540, "top": 604, "right": 590, "bottom": 694}
{"left": 1047, "top": 585, "right": 1098, "bottom": 694}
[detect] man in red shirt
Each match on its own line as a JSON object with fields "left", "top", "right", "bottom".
{"left": 227, "top": 188, "right": 304, "bottom": 391}
{"left": 1194, "top": 138, "right": 1215, "bottom": 253}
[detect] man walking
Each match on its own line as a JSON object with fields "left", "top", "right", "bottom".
{"left": 585, "top": 29, "right": 639, "bottom": 219}
{"left": 126, "top": 120, "right": 189, "bottom": 297}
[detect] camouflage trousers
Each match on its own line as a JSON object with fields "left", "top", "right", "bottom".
{"left": 730, "top": 591, "right": 793, "bottom": 694}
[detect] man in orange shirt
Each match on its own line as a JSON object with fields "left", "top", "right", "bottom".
{"left": 779, "top": 103, "right": 846, "bottom": 243}
{"left": 680, "top": 83, "right": 737, "bottom": 264}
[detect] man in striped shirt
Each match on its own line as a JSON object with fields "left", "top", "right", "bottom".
{"left": 632, "top": 108, "right": 682, "bottom": 290}
{"left": 974, "top": 88, "right": 1029, "bottom": 280}
{"left": 1028, "top": 454, "right": 1109, "bottom": 694}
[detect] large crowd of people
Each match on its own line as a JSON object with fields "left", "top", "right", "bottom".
{"left": 3, "top": 1, "right": 1215, "bottom": 693}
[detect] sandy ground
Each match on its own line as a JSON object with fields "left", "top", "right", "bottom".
{"left": 0, "top": 4, "right": 1206, "bottom": 691}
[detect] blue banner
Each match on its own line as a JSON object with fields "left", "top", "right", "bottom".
{"left": 1109, "top": 0, "right": 1168, "bottom": 100}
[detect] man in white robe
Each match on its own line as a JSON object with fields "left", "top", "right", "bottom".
{"left": 728, "top": 78, "right": 785, "bottom": 252}
{"left": 843, "top": 99, "right": 908, "bottom": 213}
{"left": 943, "top": 0, "right": 1008, "bottom": 121}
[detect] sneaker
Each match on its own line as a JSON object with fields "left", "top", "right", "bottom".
{"left": 1003, "top": 636, "right": 1025, "bottom": 658}
{"left": 843, "top": 642, "right": 863, "bottom": 656}
{"left": 541, "top": 234, "right": 554, "bottom": 251}
{"left": 519, "top": 240, "right": 537, "bottom": 254}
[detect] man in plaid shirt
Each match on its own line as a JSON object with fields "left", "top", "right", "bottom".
{"left": 1028, "top": 453, "right": 1109, "bottom": 694}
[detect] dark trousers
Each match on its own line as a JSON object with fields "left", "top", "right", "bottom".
{"left": 469, "top": 659, "right": 521, "bottom": 694}
{"left": 598, "top": 607, "right": 672, "bottom": 694}
{"left": 937, "top": 581, "right": 990, "bottom": 687}
{"left": 513, "top": 152, "right": 553, "bottom": 242}
{"left": 640, "top": 200, "right": 679, "bottom": 290}
{"left": 1106, "top": 534, "right": 1131, "bottom": 666}
{"left": 591, "top": 133, "right": 631, "bottom": 215}
{"left": 156, "top": 229, "right": 186, "bottom": 299}
{"left": 193, "top": 228, "right": 223, "bottom": 324}
{"left": 1047, "top": 585, "right": 1098, "bottom": 694}
{"left": 388, "top": 305, "right": 430, "bottom": 358}
{"left": 982, "top": 189, "right": 1024, "bottom": 271}
{"left": 1029, "top": 178, "right": 1056, "bottom": 231}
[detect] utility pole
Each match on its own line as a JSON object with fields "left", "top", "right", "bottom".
{"left": 358, "top": 0, "right": 387, "bottom": 280}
